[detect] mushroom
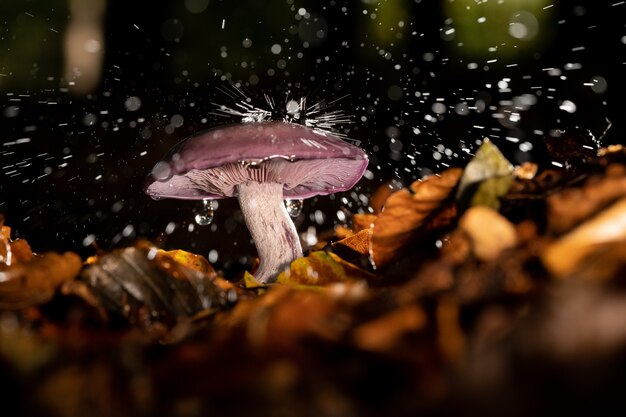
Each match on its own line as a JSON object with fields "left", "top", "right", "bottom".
{"left": 144, "top": 121, "right": 368, "bottom": 283}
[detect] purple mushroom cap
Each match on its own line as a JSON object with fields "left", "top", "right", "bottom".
{"left": 144, "top": 121, "right": 368, "bottom": 200}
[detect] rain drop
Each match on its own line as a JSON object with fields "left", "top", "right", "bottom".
{"left": 3, "top": 106, "right": 20, "bottom": 118}
{"left": 151, "top": 161, "right": 172, "bottom": 181}
{"left": 195, "top": 200, "right": 214, "bottom": 226}
{"left": 124, "top": 96, "right": 142, "bottom": 111}
{"left": 83, "top": 113, "right": 97, "bottom": 126}
{"left": 285, "top": 199, "right": 303, "bottom": 217}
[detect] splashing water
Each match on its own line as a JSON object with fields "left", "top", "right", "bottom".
{"left": 285, "top": 199, "right": 303, "bottom": 217}
{"left": 194, "top": 200, "right": 215, "bottom": 226}
{"left": 209, "top": 81, "right": 356, "bottom": 142}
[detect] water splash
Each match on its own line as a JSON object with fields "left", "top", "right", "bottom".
{"left": 209, "top": 80, "right": 356, "bottom": 141}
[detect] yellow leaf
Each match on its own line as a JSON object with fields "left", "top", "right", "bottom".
{"left": 243, "top": 271, "right": 266, "bottom": 289}
{"left": 160, "top": 249, "right": 213, "bottom": 274}
{"left": 277, "top": 251, "right": 370, "bottom": 286}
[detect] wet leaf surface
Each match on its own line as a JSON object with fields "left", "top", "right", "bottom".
{"left": 80, "top": 241, "right": 236, "bottom": 331}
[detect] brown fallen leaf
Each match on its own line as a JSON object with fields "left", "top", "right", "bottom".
{"left": 80, "top": 242, "right": 234, "bottom": 329}
{"left": 370, "top": 180, "right": 401, "bottom": 214}
{"left": 459, "top": 206, "right": 518, "bottom": 262}
{"left": 352, "top": 213, "right": 377, "bottom": 233}
{"left": 352, "top": 304, "right": 427, "bottom": 353}
{"left": 213, "top": 285, "right": 349, "bottom": 352}
{"left": 436, "top": 296, "right": 466, "bottom": 363}
{"left": 0, "top": 251, "right": 83, "bottom": 309}
{"left": 370, "top": 168, "right": 463, "bottom": 268}
{"left": 331, "top": 229, "right": 372, "bottom": 256}
{"left": 542, "top": 197, "right": 626, "bottom": 277}
{"left": 263, "top": 287, "right": 349, "bottom": 350}
{"left": 547, "top": 166, "right": 626, "bottom": 234}
{"left": 10, "top": 239, "right": 35, "bottom": 264}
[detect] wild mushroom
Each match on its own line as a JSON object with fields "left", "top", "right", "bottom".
{"left": 144, "top": 121, "right": 368, "bottom": 283}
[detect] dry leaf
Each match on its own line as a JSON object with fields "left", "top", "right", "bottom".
{"left": 352, "top": 213, "right": 377, "bottom": 232}
{"left": 160, "top": 249, "right": 214, "bottom": 274}
{"left": 277, "top": 251, "right": 372, "bottom": 286}
{"left": 437, "top": 296, "right": 466, "bottom": 363}
{"left": 547, "top": 169, "right": 626, "bottom": 234}
{"left": 459, "top": 206, "right": 518, "bottom": 261}
{"left": 10, "top": 239, "right": 35, "bottom": 264}
{"left": 542, "top": 197, "right": 626, "bottom": 277}
{"left": 542, "top": 127, "right": 599, "bottom": 164}
{"left": 514, "top": 162, "right": 538, "bottom": 180}
{"left": 370, "top": 168, "right": 463, "bottom": 268}
{"left": 370, "top": 181, "right": 400, "bottom": 214}
{"left": 242, "top": 271, "right": 266, "bottom": 289}
{"left": 352, "top": 304, "right": 427, "bottom": 352}
{"left": 331, "top": 229, "right": 372, "bottom": 256}
{"left": 263, "top": 287, "right": 349, "bottom": 350}
{"left": 81, "top": 242, "right": 233, "bottom": 328}
{"left": 0, "top": 252, "right": 83, "bottom": 309}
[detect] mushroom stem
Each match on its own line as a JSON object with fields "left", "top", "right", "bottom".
{"left": 237, "top": 181, "right": 303, "bottom": 283}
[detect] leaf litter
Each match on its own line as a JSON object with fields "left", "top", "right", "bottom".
{"left": 3, "top": 136, "right": 626, "bottom": 416}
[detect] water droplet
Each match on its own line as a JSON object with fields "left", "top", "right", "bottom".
{"left": 285, "top": 199, "right": 303, "bottom": 217}
{"left": 151, "top": 161, "right": 172, "bottom": 181}
{"left": 124, "top": 96, "right": 142, "bottom": 112}
{"left": 195, "top": 200, "right": 214, "bottom": 226}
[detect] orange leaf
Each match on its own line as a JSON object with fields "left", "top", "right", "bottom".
{"left": 352, "top": 213, "right": 377, "bottom": 233}
{"left": 370, "top": 168, "right": 463, "bottom": 268}
{"left": 331, "top": 229, "right": 372, "bottom": 256}
{"left": 352, "top": 304, "right": 427, "bottom": 352}
{"left": 0, "top": 251, "right": 83, "bottom": 309}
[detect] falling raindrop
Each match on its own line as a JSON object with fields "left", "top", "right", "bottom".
{"left": 285, "top": 199, "right": 303, "bottom": 217}
{"left": 195, "top": 200, "right": 214, "bottom": 226}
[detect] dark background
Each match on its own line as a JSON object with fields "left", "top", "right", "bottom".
{"left": 0, "top": 0, "right": 624, "bottom": 272}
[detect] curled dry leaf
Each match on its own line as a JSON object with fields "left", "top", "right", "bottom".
{"left": 370, "top": 168, "right": 463, "bottom": 268}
